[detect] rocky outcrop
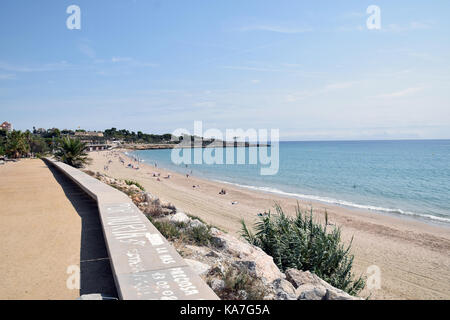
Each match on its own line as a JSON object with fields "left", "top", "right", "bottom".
{"left": 92, "top": 170, "right": 362, "bottom": 301}
{"left": 285, "top": 269, "right": 361, "bottom": 300}
{"left": 210, "top": 228, "right": 284, "bottom": 283}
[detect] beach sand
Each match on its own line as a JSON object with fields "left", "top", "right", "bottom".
{"left": 87, "top": 150, "right": 450, "bottom": 300}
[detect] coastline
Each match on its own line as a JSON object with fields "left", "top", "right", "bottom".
{"left": 86, "top": 149, "right": 450, "bottom": 300}
{"left": 122, "top": 143, "right": 269, "bottom": 150}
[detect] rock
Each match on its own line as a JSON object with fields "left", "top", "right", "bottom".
{"left": 185, "top": 245, "right": 210, "bottom": 256}
{"left": 189, "top": 219, "right": 206, "bottom": 229}
{"left": 131, "top": 193, "right": 142, "bottom": 204}
{"left": 208, "top": 262, "right": 226, "bottom": 276}
{"left": 206, "top": 250, "right": 220, "bottom": 258}
{"left": 211, "top": 231, "right": 283, "bottom": 283}
{"left": 211, "top": 236, "right": 228, "bottom": 249}
{"left": 296, "top": 284, "right": 327, "bottom": 300}
{"left": 209, "top": 279, "right": 225, "bottom": 291}
{"left": 210, "top": 227, "right": 221, "bottom": 235}
{"left": 128, "top": 185, "right": 141, "bottom": 193}
{"left": 233, "top": 261, "right": 256, "bottom": 274}
{"left": 238, "top": 290, "right": 248, "bottom": 300}
{"left": 263, "top": 293, "right": 276, "bottom": 300}
{"left": 285, "top": 269, "right": 360, "bottom": 300}
{"left": 169, "top": 212, "right": 191, "bottom": 224}
{"left": 285, "top": 269, "right": 323, "bottom": 288}
{"left": 272, "top": 278, "right": 297, "bottom": 300}
{"left": 143, "top": 192, "right": 157, "bottom": 203}
{"left": 161, "top": 208, "right": 174, "bottom": 216}
{"left": 184, "top": 258, "right": 211, "bottom": 276}
{"left": 324, "top": 288, "right": 358, "bottom": 300}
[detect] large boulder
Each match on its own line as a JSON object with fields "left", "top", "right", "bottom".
{"left": 211, "top": 230, "right": 284, "bottom": 283}
{"left": 169, "top": 212, "right": 191, "bottom": 224}
{"left": 284, "top": 269, "right": 360, "bottom": 300}
{"left": 209, "top": 279, "right": 225, "bottom": 291}
{"left": 271, "top": 278, "right": 297, "bottom": 300}
{"left": 189, "top": 219, "right": 206, "bottom": 229}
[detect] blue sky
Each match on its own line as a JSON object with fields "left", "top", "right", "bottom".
{"left": 1, "top": 0, "right": 449, "bottom": 140}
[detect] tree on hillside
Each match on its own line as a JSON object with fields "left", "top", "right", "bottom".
{"left": 54, "top": 137, "right": 91, "bottom": 168}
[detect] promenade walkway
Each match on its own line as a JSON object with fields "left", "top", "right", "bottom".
{"left": 0, "top": 159, "right": 116, "bottom": 299}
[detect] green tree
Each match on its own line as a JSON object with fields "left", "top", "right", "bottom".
{"left": 30, "top": 136, "right": 50, "bottom": 155}
{"left": 5, "top": 131, "right": 30, "bottom": 158}
{"left": 0, "top": 129, "right": 6, "bottom": 155}
{"left": 54, "top": 137, "right": 91, "bottom": 168}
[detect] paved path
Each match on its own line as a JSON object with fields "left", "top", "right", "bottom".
{"left": 0, "top": 159, "right": 116, "bottom": 299}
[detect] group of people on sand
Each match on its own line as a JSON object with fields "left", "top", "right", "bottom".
{"left": 127, "top": 163, "right": 140, "bottom": 170}
{"left": 97, "top": 150, "right": 263, "bottom": 214}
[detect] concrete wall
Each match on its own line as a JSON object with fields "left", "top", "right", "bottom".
{"left": 44, "top": 158, "right": 218, "bottom": 300}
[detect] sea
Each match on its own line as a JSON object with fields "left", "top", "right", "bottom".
{"left": 130, "top": 140, "right": 450, "bottom": 226}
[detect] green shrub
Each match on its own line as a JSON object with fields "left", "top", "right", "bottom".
{"left": 241, "top": 203, "right": 365, "bottom": 295}
{"left": 125, "top": 180, "right": 145, "bottom": 191}
{"left": 148, "top": 216, "right": 213, "bottom": 247}
{"left": 152, "top": 220, "right": 181, "bottom": 240}
{"left": 186, "top": 224, "right": 212, "bottom": 246}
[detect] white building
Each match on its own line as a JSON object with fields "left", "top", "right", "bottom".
{"left": 1, "top": 121, "right": 12, "bottom": 132}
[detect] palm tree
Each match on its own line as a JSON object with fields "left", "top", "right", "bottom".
{"left": 5, "top": 130, "right": 30, "bottom": 158}
{"left": 54, "top": 137, "right": 91, "bottom": 168}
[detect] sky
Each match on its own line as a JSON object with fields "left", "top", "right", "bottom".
{"left": 0, "top": 0, "right": 449, "bottom": 140}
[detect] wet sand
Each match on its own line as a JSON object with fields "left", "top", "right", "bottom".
{"left": 87, "top": 150, "right": 450, "bottom": 300}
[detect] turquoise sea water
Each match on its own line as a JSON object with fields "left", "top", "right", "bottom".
{"left": 131, "top": 140, "right": 450, "bottom": 225}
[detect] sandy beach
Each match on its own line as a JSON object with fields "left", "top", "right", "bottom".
{"left": 86, "top": 149, "right": 450, "bottom": 300}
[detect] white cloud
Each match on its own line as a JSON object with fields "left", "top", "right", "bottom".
{"left": 285, "top": 81, "right": 359, "bottom": 102}
{"left": 325, "top": 81, "right": 358, "bottom": 90}
{"left": 375, "top": 87, "right": 424, "bottom": 99}
{"left": 78, "top": 42, "right": 96, "bottom": 58}
{"left": 111, "top": 57, "right": 133, "bottom": 63}
{"left": 385, "top": 21, "right": 434, "bottom": 32}
{"left": 221, "top": 65, "right": 282, "bottom": 72}
{"left": 0, "top": 61, "right": 70, "bottom": 73}
{"left": 239, "top": 24, "right": 312, "bottom": 34}
{"left": 0, "top": 73, "right": 16, "bottom": 80}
